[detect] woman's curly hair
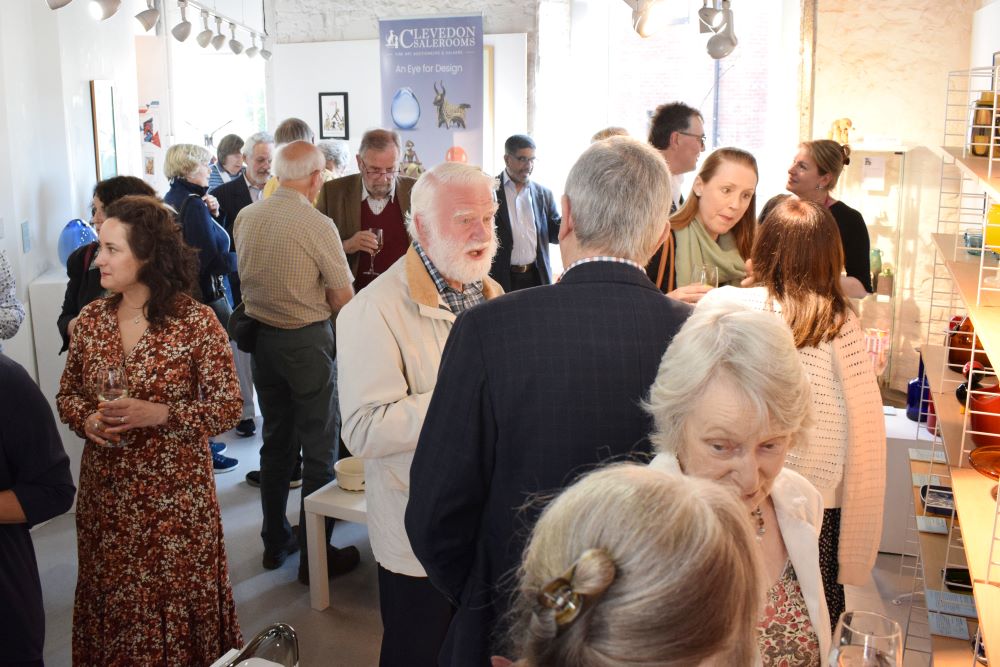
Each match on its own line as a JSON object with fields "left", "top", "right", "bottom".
{"left": 103, "top": 195, "right": 199, "bottom": 326}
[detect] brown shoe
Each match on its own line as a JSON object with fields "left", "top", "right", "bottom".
{"left": 298, "top": 545, "right": 361, "bottom": 584}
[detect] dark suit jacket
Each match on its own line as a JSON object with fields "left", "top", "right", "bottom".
{"left": 489, "top": 173, "right": 561, "bottom": 291}
{"left": 405, "top": 262, "right": 691, "bottom": 666}
{"left": 315, "top": 173, "right": 416, "bottom": 277}
{"left": 211, "top": 176, "right": 254, "bottom": 305}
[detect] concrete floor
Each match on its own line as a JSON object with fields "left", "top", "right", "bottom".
{"left": 35, "top": 420, "right": 381, "bottom": 666}
{"left": 33, "top": 416, "right": 935, "bottom": 666}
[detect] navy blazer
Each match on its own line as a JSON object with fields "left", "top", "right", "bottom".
{"left": 489, "top": 173, "right": 561, "bottom": 291}
{"left": 211, "top": 176, "right": 254, "bottom": 305}
{"left": 405, "top": 261, "right": 692, "bottom": 666}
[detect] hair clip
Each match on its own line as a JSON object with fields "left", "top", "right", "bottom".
{"left": 538, "top": 568, "right": 583, "bottom": 627}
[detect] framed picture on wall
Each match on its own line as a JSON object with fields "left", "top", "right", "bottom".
{"left": 318, "top": 92, "right": 349, "bottom": 140}
{"left": 90, "top": 80, "right": 118, "bottom": 180}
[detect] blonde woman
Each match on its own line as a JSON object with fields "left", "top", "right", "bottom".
{"left": 782, "top": 139, "right": 871, "bottom": 297}
{"left": 700, "top": 197, "right": 885, "bottom": 630}
{"left": 163, "top": 143, "right": 237, "bottom": 320}
{"left": 646, "top": 302, "right": 830, "bottom": 666}
{"left": 498, "top": 464, "right": 765, "bottom": 667}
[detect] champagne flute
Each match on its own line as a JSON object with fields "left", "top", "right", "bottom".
{"left": 364, "top": 228, "right": 385, "bottom": 277}
{"left": 98, "top": 365, "right": 129, "bottom": 448}
{"left": 690, "top": 264, "right": 719, "bottom": 288}
{"left": 828, "top": 610, "right": 903, "bottom": 666}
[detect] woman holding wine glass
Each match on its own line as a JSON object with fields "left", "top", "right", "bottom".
{"left": 645, "top": 302, "right": 829, "bottom": 666}
{"left": 647, "top": 147, "right": 759, "bottom": 304}
{"left": 699, "top": 197, "right": 886, "bottom": 630}
{"left": 57, "top": 195, "right": 244, "bottom": 665}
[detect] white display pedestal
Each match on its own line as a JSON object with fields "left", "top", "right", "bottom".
{"left": 881, "top": 407, "right": 933, "bottom": 554}
{"left": 28, "top": 268, "right": 83, "bottom": 507}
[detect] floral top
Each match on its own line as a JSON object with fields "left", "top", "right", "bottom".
{"left": 758, "top": 560, "right": 821, "bottom": 667}
{"left": 0, "top": 249, "right": 25, "bottom": 346}
{"left": 57, "top": 294, "right": 243, "bottom": 665}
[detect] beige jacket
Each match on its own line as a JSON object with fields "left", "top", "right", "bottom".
{"left": 336, "top": 246, "right": 503, "bottom": 576}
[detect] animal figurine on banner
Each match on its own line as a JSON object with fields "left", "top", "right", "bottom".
{"left": 829, "top": 117, "right": 853, "bottom": 145}
{"left": 432, "top": 81, "right": 472, "bottom": 129}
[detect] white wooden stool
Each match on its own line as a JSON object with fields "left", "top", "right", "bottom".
{"left": 303, "top": 479, "right": 367, "bottom": 610}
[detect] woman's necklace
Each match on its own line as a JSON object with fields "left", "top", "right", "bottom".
{"left": 120, "top": 302, "right": 146, "bottom": 325}
{"left": 751, "top": 507, "right": 766, "bottom": 540}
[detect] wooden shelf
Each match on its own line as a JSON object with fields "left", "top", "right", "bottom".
{"left": 929, "top": 635, "right": 977, "bottom": 665}
{"left": 932, "top": 232, "right": 1000, "bottom": 268}
{"left": 920, "top": 344, "right": 969, "bottom": 467}
{"left": 942, "top": 146, "right": 1000, "bottom": 203}
{"left": 975, "top": 582, "right": 1000, "bottom": 665}
{"left": 951, "top": 467, "right": 1000, "bottom": 583}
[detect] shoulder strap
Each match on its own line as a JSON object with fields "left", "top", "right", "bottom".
{"left": 654, "top": 233, "right": 676, "bottom": 293}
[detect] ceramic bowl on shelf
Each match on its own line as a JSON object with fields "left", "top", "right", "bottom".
{"left": 334, "top": 457, "right": 365, "bottom": 492}
{"left": 968, "top": 445, "right": 1000, "bottom": 500}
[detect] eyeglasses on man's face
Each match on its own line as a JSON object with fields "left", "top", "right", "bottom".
{"left": 678, "top": 131, "right": 706, "bottom": 148}
{"left": 360, "top": 159, "right": 397, "bottom": 178}
{"left": 506, "top": 155, "right": 536, "bottom": 165}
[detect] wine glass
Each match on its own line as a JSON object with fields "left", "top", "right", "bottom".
{"left": 363, "top": 228, "right": 384, "bottom": 277}
{"left": 691, "top": 264, "right": 719, "bottom": 288}
{"left": 98, "top": 365, "right": 129, "bottom": 448}
{"left": 829, "top": 610, "right": 903, "bottom": 666}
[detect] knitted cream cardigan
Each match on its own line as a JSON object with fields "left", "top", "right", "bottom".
{"left": 699, "top": 287, "right": 886, "bottom": 586}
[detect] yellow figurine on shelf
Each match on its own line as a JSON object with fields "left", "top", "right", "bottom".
{"left": 829, "top": 118, "right": 853, "bottom": 146}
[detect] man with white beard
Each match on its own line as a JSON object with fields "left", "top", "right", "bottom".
{"left": 336, "top": 161, "right": 504, "bottom": 667}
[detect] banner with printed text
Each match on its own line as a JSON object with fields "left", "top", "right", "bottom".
{"left": 379, "top": 15, "right": 483, "bottom": 176}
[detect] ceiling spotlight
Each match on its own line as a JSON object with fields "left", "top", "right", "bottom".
{"left": 88, "top": 0, "right": 121, "bottom": 20}
{"left": 170, "top": 1, "right": 191, "bottom": 41}
{"left": 706, "top": 0, "right": 737, "bottom": 59}
{"left": 46, "top": 0, "right": 73, "bottom": 9}
{"left": 228, "top": 23, "right": 243, "bottom": 54}
{"left": 135, "top": 0, "right": 159, "bottom": 32}
{"left": 195, "top": 10, "right": 213, "bottom": 47}
{"left": 697, "top": 1, "right": 724, "bottom": 34}
{"left": 259, "top": 37, "right": 272, "bottom": 60}
{"left": 245, "top": 34, "right": 259, "bottom": 58}
{"left": 210, "top": 15, "right": 226, "bottom": 50}
{"left": 630, "top": 0, "right": 668, "bottom": 38}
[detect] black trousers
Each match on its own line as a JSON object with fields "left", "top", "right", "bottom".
{"left": 377, "top": 564, "right": 454, "bottom": 667}
{"left": 819, "top": 507, "right": 845, "bottom": 633}
{"left": 509, "top": 264, "right": 542, "bottom": 291}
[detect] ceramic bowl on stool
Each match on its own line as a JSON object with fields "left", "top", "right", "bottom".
{"left": 334, "top": 457, "right": 365, "bottom": 492}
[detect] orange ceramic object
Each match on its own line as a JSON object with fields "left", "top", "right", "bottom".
{"left": 970, "top": 383, "right": 1000, "bottom": 447}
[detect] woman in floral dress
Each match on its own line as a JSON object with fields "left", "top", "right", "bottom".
{"left": 57, "top": 194, "right": 243, "bottom": 665}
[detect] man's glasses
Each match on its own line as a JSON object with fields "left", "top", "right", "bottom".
{"left": 507, "top": 155, "right": 536, "bottom": 165}
{"left": 678, "top": 131, "right": 706, "bottom": 148}
{"left": 360, "top": 159, "right": 397, "bottom": 177}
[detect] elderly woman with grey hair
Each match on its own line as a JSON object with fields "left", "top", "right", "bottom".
{"left": 318, "top": 140, "right": 351, "bottom": 178}
{"left": 646, "top": 301, "right": 830, "bottom": 667}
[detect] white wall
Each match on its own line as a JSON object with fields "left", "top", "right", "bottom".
{"left": 971, "top": 1, "right": 1000, "bottom": 69}
{"left": 813, "top": 0, "right": 976, "bottom": 147}
{"left": 267, "top": 34, "right": 527, "bottom": 174}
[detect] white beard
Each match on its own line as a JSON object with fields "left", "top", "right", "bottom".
{"left": 423, "top": 223, "right": 499, "bottom": 287}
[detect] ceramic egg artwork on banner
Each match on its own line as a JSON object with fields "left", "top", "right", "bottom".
{"left": 379, "top": 15, "right": 483, "bottom": 171}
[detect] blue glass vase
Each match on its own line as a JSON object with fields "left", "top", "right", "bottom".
{"left": 906, "top": 356, "right": 929, "bottom": 422}
{"left": 58, "top": 219, "right": 97, "bottom": 266}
